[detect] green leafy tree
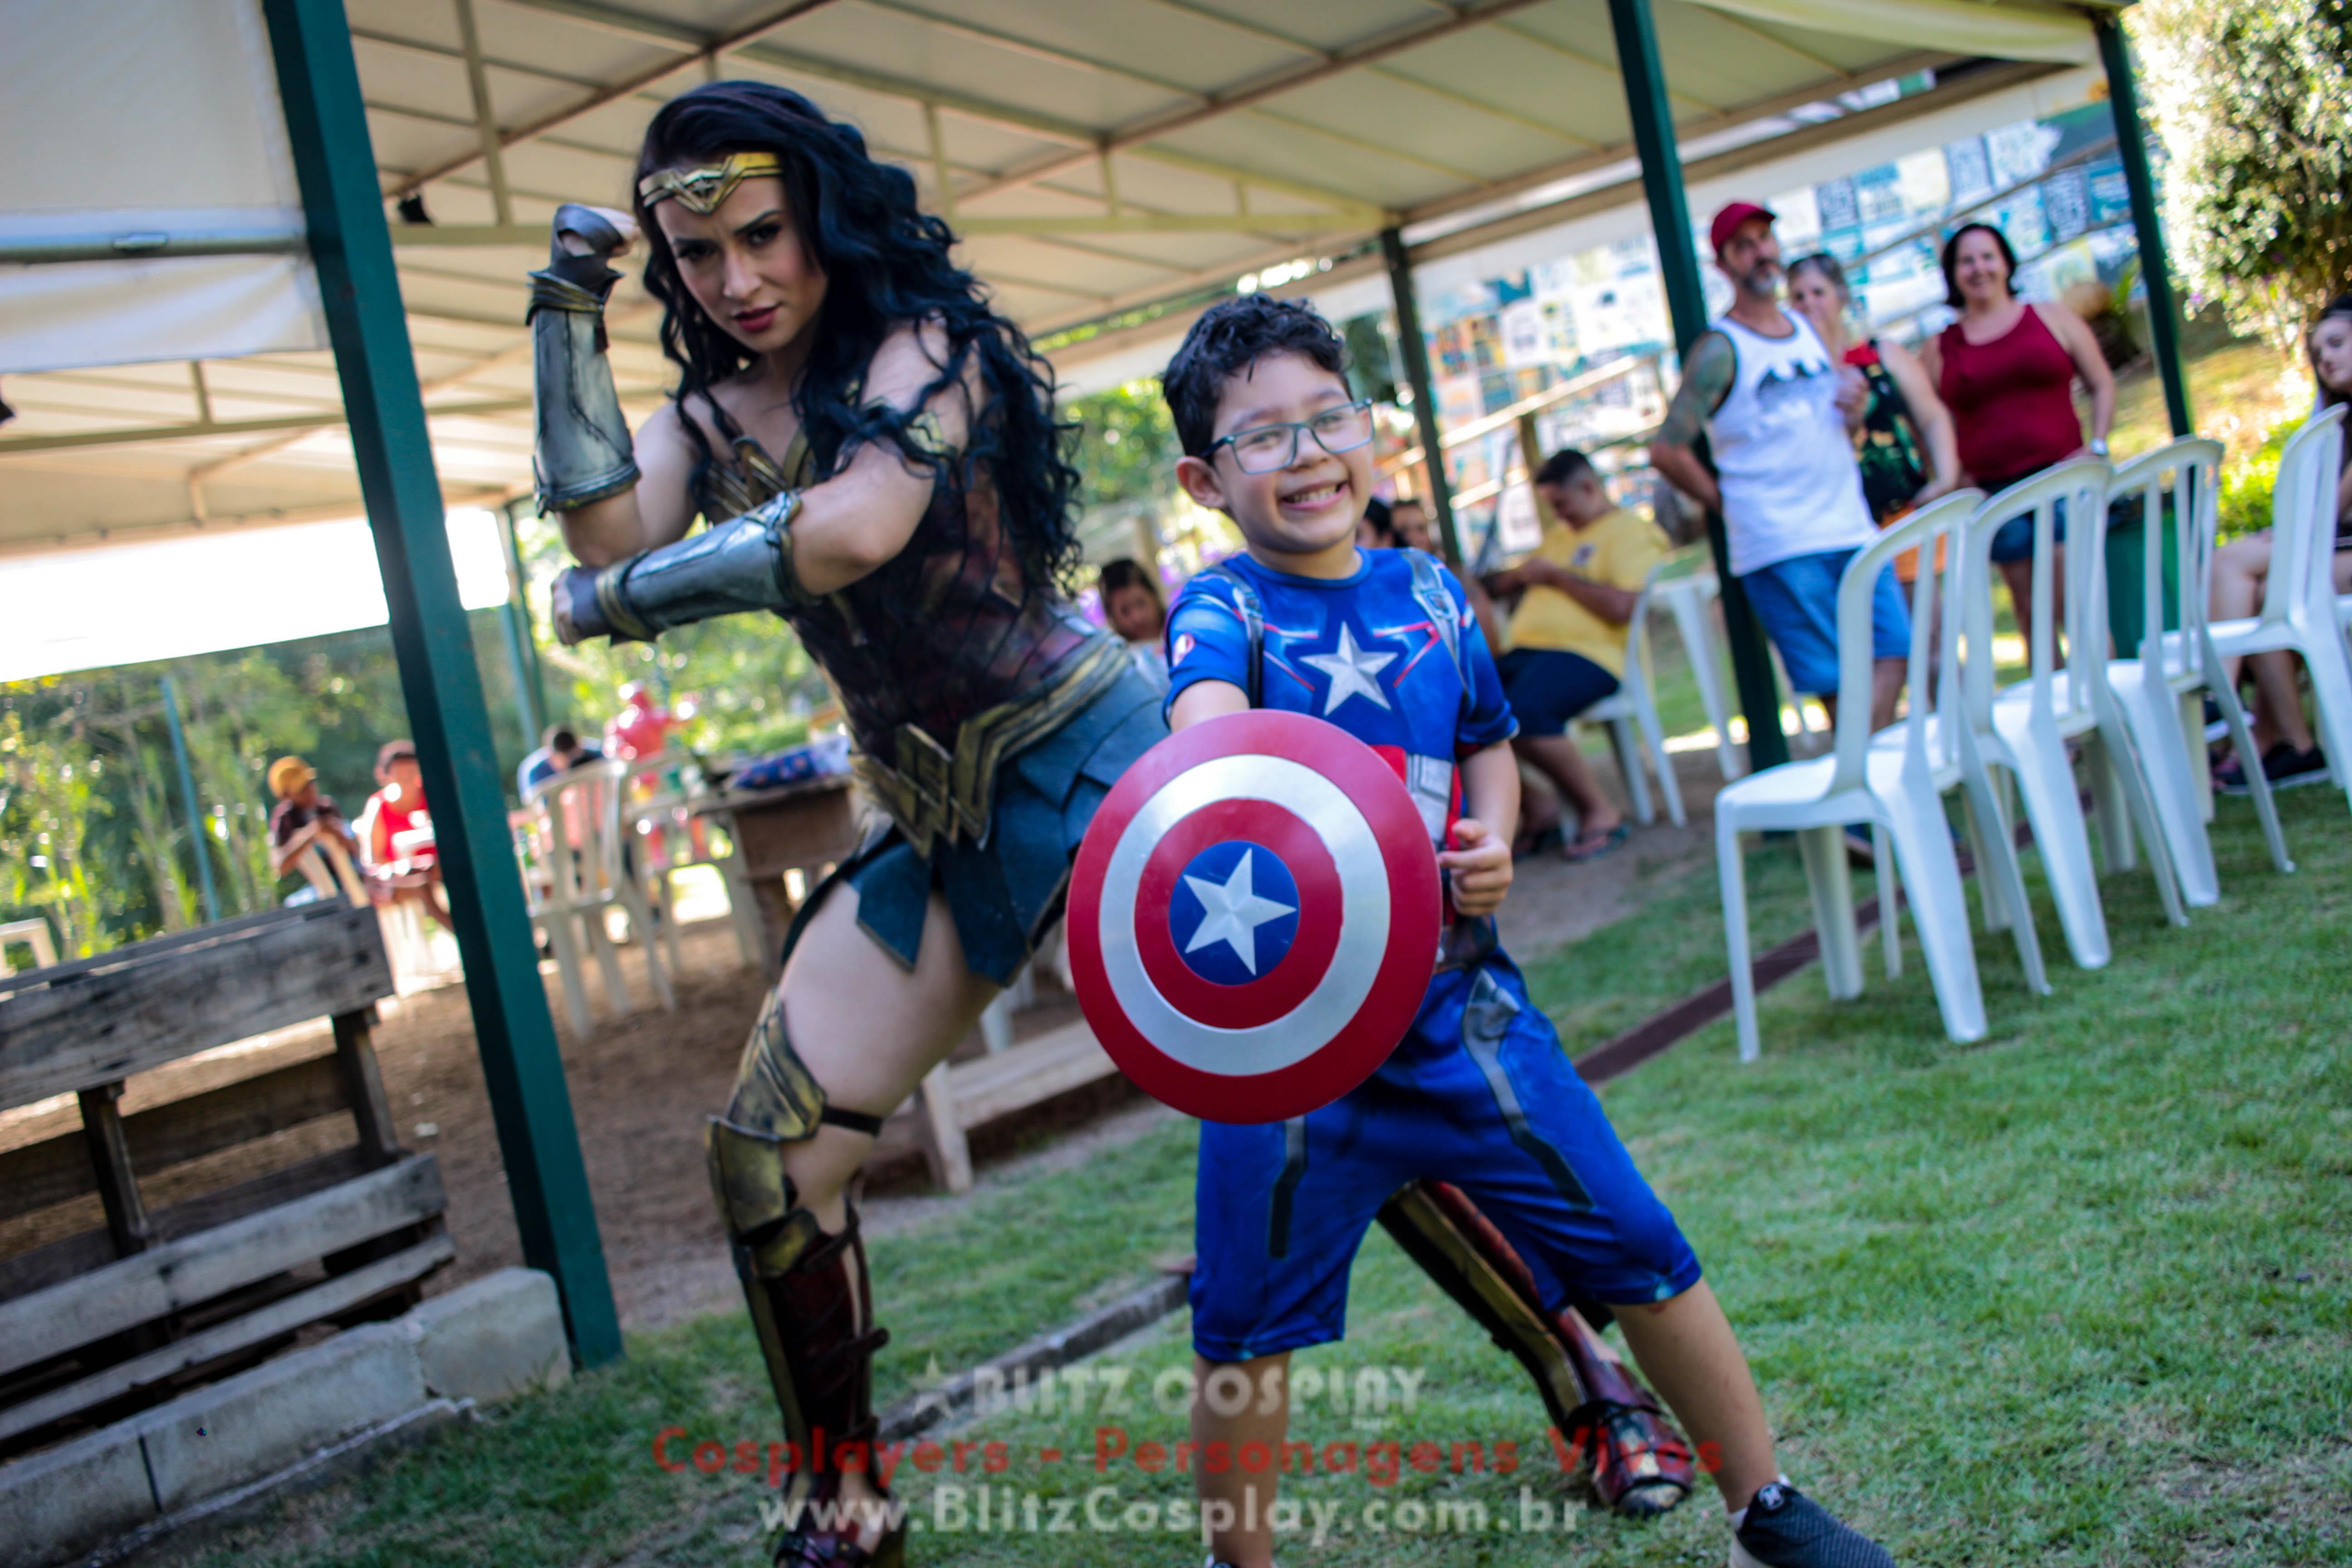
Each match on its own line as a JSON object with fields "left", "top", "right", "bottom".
{"left": 1065, "top": 381, "right": 1181, "bottom": 513}
{"left": 2137, "top": 0, "right": 2352, "bottom": 348}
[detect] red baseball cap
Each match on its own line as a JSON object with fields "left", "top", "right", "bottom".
{"left": 1710, "top": 201, "right": 1776, "bottom": 254}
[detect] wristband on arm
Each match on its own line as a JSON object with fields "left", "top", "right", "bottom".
{"left": 550, "top": 490, "right": 810, "bottom": 645}
{"left": 528, "top": 204, "right": 640, "bottom": 512}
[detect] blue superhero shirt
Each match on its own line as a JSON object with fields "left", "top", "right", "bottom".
{"left": 1163, "top": 548, "right": 1515, "bottom": 848}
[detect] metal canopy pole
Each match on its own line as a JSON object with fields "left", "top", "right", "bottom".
{"left": 260, "top": 0, "right": 622, "bottom": 1366}
{"left": 2095, "top": 13, "right": 2193, "bottom": 438}
{"left": 158, "top": 674, "right": 222, "bottom": 925}
{"left": 1605, "top": 0, "right": 1789, "bottom": 772}
{"left": 1382, "top": 226, "right": 1465, "bottom": 567}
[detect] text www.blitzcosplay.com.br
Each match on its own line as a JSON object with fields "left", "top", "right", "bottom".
{"left": 751, "top": 1485, "right": 1592, "bottom": 1546}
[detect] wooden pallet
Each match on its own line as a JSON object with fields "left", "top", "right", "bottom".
{"left": 0, "top": 902, "right": 447, "bottom": 1452}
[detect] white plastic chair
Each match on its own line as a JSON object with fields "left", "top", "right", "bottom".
{"left": 1715, "top": 490, "right": 2048, "bottom": 1062}
{"left": 1651, "top": 566, "right": 1747, "bottom": 782}
{"left": 621, "top": 749, "right": 764, "bottom": 979}
{"left": 2103, "top": 439, "right": 2293, "bottom": 893}
{"left": 0, "top": 917, "right": 58, "bottom": 976}
{"left": 1955, "top": 461, "right": 2186, "bottom": 971}
{"left": 525, "top": 759, "right": 675, "bottom": 1030}
{"left": 2206, "top": 405, "right": 2352, "bottom": 819}
{"left": 1572, "top": 566, "right": 1684, "bottom": 827}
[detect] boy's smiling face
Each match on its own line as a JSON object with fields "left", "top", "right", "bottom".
{"left": 1175, "top": 350, "right": 1372, "bottom": 578}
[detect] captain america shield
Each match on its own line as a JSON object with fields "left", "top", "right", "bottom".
{"left": 1067, "top": 709, "right": 1441, "bottom": 1124}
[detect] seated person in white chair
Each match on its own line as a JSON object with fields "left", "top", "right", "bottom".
{"left": 517, "top": 723, "right": 606, "bottom": 799}
{"left": 265, "top": 755, "right": 362, "bottom": 897}
{"left": 1483, "top": 448, "right": 1667, "bottom": 862}
{"left": 358, "top": 740, "right": 456, "bottom": 934}
{"left": 2208, "top": 295, "right": 2352, "bottom": 794}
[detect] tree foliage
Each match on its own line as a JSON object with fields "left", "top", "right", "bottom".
{"left": 1064, "top": 382, "right": 1181, "bottom": 514}
{"left": 2137, "top": 0, "right": 2352, "bottom": 348}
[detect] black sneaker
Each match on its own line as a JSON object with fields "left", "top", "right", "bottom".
{"left": 1730, "top": 1482, "right": 1895, "bottom": 1568}
{"left": 2216, "top": 743, "right": 2330, "bottom": 796}
{"left": 2202, "top": 695, "right": 2228, "bottom": 744}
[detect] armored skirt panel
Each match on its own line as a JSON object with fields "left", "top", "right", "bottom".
{"left": 695, "top": 428, "right": 1166, "bottom": 985}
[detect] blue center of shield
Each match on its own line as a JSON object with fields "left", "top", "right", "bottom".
{"left": 1171, "top": 841, "right": 1300, "bottom": 985}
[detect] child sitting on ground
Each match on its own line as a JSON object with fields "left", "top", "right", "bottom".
{"left": 1158, "top": 294, "right": 1896, "bottom": 1568}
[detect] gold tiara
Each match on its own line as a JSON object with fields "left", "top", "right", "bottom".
{"left": 637, "top": 152, "right": 783, "bottom": 215}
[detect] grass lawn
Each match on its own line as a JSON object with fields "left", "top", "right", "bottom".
{"left": 155, "top": 790, "right": 2351, "bottom": 1567}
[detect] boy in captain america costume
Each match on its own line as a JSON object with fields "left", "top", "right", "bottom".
{"left": 1158, "top": 295, "right": 1897, "bottom": 1568}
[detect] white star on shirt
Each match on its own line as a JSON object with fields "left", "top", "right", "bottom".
{"left": 1302, "top": 623, "right": 1396, "bottom": 715}
{"left": 1182, "top": 850, "right": 1296, "bottom": 976}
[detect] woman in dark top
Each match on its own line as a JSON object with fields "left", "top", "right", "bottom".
{"left": 2208, "top": 294, "right": 2352, "bottom": 791}
{"left": 1787, "top": 252, "right": 1958, "bottom": 523}
{"left": 1920, "top": 222, "right": 2117, "bottom": 651}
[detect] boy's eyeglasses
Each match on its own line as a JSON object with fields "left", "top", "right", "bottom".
{"left": 1205, "top": 400, "right": 1375, "bottom": 475}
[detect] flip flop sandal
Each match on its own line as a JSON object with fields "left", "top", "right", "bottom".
{"left": 1562, "top": 823, "right": 1630, "bottom": 862}
{"left": 1516, "top": 823, "right": 1566, "bottom": 860}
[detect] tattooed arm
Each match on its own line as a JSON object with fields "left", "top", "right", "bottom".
{"left": 1646, "top": 329, "right": 1735, "bottom": 517}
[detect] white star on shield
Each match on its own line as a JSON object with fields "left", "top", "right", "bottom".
{"left": 1302, "top": 622, "right": 1396, "bottom": 715}
{"left": 1182, "top": 849, "right": 1296, "bottom": 976}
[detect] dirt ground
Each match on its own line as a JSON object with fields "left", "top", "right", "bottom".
{"left": 0, "top": 752, "right": 1729, "bottom": 1336}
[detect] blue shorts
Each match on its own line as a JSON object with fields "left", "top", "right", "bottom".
{"left": 1740, "top": 548, "right": 1911, "bottom": 698}
{"left": 1496, "top": 648, "right": 1620, "bottom": 737}
{"left": 1190, "top": 954, "right": 1702, "bottom": 1362}
{"left": 1985, "top": 490, "right": 2070, "bottom": 565}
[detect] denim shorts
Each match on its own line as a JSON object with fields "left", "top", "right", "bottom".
{"left": 1740, "top": 548, "right": 1911, "bottom": 697}
{"left": 1496, "top": 647, "right": 1619, "bottom": 736}
{"left": 1986, "top": 495, "right": 2069, "bottom": 564}
{"left": 1191, "top": 954, "right": 1701, "bottom": 1362}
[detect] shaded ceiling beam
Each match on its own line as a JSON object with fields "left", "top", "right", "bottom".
{"left": 719, "top": 39, "right": 1383, "bottom": 217}
{"left": 182, "top": 295, "right": 664, "bottom": 481}
{"left": 943, "top": 0, "right": 1552, "bottom": 209}
{"left": 1484, "top": 20, "right": 1721, "bottom": 115}
{"left": 0, "top": 486, "right": 525, "bottom": 561}
{"left": 1245, "top": 107, "right": 1487, "bottom": 185}
{"left": 0, "top": 398, "right": 540, "bottom": 456}
{"left": 1400, "top": 49, "right": 1955, "bottom": 227}
{"left": 502, "top": 0, "right": 1385, "bottom": 217}
{"left": 1686, "top": 5, "right": 1854, "bottom": 80}
{"left": 387, "top": 0, "right": 845, "bottom": 198}
{"left": 453, "top": 0, "right": 514, "bottom": 223}
{"left": 391, "top": 208, "right": 1376, "bottom": 244}
{"left": 350, "top": 25, "right": 611, "bottom": 91}
{"left": 1121, "top": 0, "right": 1599, "bottom": 149}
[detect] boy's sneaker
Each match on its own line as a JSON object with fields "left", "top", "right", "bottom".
{"left": 2215, "top": 743, "right": 2330, "bottom": 796}
{"left": 1729, "top": 1483, "right": 1895, "bottom": 1568}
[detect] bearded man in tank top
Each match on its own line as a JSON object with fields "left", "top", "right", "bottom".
{"left": 1650, "top": 202, "right": 1911, "bottom": 733}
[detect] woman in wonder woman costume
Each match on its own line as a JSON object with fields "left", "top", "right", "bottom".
{"left": 538, "top": 83, "right": 1693, "bottom": 1567}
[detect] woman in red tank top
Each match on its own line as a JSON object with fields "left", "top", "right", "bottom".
{"left": 1921, "top": 222, "right": 2116, "bottom": 649}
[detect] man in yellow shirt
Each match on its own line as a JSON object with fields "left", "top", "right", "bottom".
{"left": 1484, "top": 449, "right": 1668, "bottom": 860}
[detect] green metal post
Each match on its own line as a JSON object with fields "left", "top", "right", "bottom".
{"left": 498, "top": 501, "right": 552, "bottom": 732}
{"left": 1606, "top": 0, "right": 1789, "bottom": 771}
{"left": 1382, "top": 226, "right": 1465, "bottom": 567}
{"left": 261, "top": 0, "right": 621, "bottom": 1366}
{"left": 158, "top": 673, "right": 222, "bottom": 924}
{"left": 499, "top": 601, "right": 542, "bottom": 755}
{"left": 2096, "top": 12, "right": 2193, "bottom": 438}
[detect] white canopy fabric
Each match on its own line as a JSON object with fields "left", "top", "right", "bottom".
{"left": 0, "top": 0, "right": 2113, "bottom": 556}
{"left": 1704, "top": 0, "right": 2094, "bottom": 65}
{"left": 0, "top": 0, "right": 326, "bottom": 375}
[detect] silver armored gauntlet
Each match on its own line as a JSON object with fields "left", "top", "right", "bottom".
{"left": 529, "top": 204, "right": 640, "bottom": 512}
{"left": 551, "top": 492, "right": 808, "bottom": 645}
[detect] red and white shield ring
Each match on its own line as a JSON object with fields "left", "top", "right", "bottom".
{"left": 1067, "top": 709, "right": 1442, "bottom": 1124}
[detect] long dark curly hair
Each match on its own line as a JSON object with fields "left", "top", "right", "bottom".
{"left": 633, "top": 82, "right": 1081, "bottom": 588}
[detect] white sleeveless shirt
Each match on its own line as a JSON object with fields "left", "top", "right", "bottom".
{"left": 1705, "top": 312, "right": 1876, "bottom": 576}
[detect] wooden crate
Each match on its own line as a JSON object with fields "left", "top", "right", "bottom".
{"left": 0, "top": 902, "right": 448, "bottom": 1453}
